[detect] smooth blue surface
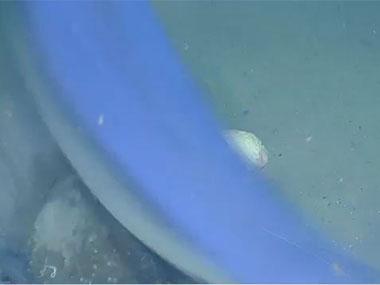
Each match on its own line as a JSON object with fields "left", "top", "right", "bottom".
{"left": 21, "top": 2, "right": 379, "bottom": 283}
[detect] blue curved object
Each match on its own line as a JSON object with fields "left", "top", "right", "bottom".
{"left": 14, "top": 1, "right": 380, "bottom": 283}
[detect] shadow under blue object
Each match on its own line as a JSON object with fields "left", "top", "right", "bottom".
{"left": 14, "top": 1, "right": 380, "bottom": 283}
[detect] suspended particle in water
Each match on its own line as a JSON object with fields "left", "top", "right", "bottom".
{"left": 183, "top": 42, "right": 190, "bottom": 51}
{"left": 98, "top": 114, "right": 104, "bottom": 126}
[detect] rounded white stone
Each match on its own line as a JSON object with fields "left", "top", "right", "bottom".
{"left": 223, "top": 129, "right": 269, "bottom": 168}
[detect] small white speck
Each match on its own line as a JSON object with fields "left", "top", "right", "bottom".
{"left": 338, "top": 177, "right": 344, "bottom": 183}
{"left": 183, "top": 42, "right": 190, "bottom": 51}
{"left": 107, "top": 277, "right": 113, "bottom": 283}
{"left": 372, "top": 29, "right": 377, "bottom": 35}
{"left": 355, "top": 236, "right": 359, "bottom": 241}
{"left": 348, "top": 244, "right": 353, "bottom": 249}
{"left": 92, "top": 264, "right": 97, "bottom": 270}
{"left": 93, "top": 248, "right": 98, "bottom": 254}
{"left": 305, "top": 136, "right": 313, "bottom": 142}
{"left": 80, "top": 277, "right": 85, "bottom": 282}
{"left": 98, "top": 114, "right": 104, "bottom": 126}
{"left": 88, "top": 234, "right": 97, "bottom": 243}
{"left": 107, "top": 261, "right": 113, "bottom": 267}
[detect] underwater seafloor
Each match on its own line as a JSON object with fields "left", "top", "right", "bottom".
{"left": 155, "top": 0, "right": 380, "bottom": 273}
{"left": 0, "top": 52, "right": 194, "bottom": 284}
{"left": 0, "top": 1, "right": 380, "bottom": 283}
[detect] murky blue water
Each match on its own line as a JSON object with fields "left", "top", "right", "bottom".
{"left": 155, "top": 0, "right": 380, "bottom": 272}
{"left": 1, "top": 1, "right": 380, "bottom": 283}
